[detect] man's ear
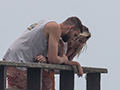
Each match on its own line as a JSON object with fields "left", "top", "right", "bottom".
{"left": 68, "top": 25, "right": 74, "bottom": 32}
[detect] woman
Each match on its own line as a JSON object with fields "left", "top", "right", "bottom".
{"left": 59, "top": 25, "right": 91, "bottom": 77}
{"left": 35, "top": 25, "right": 91, "bottom": 90}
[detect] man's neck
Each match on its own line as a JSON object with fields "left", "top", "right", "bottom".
{"left": 59, "top": 23, "right": 68, "bottom": 37}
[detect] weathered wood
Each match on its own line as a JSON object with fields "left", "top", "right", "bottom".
{"left": 0, "top": 66, "right": 7, "bottom": 90}
{"left": 60, "top": 70, "right": 74, "bottom": 90}
{"left": 0, "top": 61, "right": 108, "bottom": 74}
{"left": 0, "top": 61, "right": 108, "bottom": 90}
{"left": 27, "top": 68, "right": 42, "bottom": 90}
{"left": 6, "top": 89, "right": 24, "bottom": 90}
{"left": 87, "top": 73, "right": 100, "bottom": 90}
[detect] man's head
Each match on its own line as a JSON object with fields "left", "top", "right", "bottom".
{"left": 61, "top": 16, "right": 83, "bottom": 42}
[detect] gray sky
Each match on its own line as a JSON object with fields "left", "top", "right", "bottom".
{"left": 0, "top": 0, "right": 120, "bottom": 90}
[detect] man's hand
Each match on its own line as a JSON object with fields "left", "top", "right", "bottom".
{"left": 34, "top": 55, "right": 47, "bottom": 63}
{"left": 62, "top": 54, "right": 69, "bottom": 64}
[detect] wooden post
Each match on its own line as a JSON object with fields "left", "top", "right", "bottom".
{"left": 0, "top": 66, "right": 7, "bottom": 90}
{"left": 60, "top": 70, "right": 74, "bottom": 90}
{"left": 27, "top": 68, "right": 42, "bottom": 90}
{"left": 87, "top": 73, "right": 101, "bottom": 90}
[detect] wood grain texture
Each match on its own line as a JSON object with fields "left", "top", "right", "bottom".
{"left": 0, "top": 61, "right": 108, "bottom": 74}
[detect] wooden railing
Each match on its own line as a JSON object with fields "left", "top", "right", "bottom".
{"left": 0, "top": 61, "right": 108, "bottom": 90}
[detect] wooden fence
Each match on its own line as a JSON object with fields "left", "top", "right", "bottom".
{"left": 0, "top": 61, "right": 108, "bottom": 90}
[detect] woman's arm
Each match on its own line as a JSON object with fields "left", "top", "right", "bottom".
{"left": 59, "top": 41, "right": 83, "bottom": 77}
{"left": 65, "top": 61, "right": 83, "bottom": 77}
{"left": 66, "top": 48, "right": 77, "bottom": 61}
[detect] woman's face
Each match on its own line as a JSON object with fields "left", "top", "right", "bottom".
{"left": 74, "top": 37, "right": 88, "bottom": 48}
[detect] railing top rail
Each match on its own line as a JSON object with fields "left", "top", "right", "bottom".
{"left": 0, "top": 61, "right": 108, "bottom": 73}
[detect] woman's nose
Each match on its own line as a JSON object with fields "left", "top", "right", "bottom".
{"left": 72, "top": 37, "right": 76, "bottom": 41}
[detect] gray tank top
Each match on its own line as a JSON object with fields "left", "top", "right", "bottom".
{"left": 3, "top": 20, "right": 53, "bottom": 70}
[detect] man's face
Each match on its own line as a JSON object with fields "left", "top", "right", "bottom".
{"left": 62, "top": 29, "right": 80, "bottom": 42}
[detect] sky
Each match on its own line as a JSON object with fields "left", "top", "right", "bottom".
{"left": 0, "top": 0, "right": 120, "bottom": 90}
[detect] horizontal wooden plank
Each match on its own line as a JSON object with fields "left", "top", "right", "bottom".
{"left": 0, "top": 61, "right": 108, "bottom": 73}
{"left": 6, "top": 89, "right": 24, "bottom": 90}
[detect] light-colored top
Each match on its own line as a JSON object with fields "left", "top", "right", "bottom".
{"left": 60, "top": 38, "right": 68, "bottom": 54}
{"left": 3, "top": 20, "right": 53, "bottom": 70}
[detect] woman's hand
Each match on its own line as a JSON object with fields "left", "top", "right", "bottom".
{"left": 34, "top": 55, "right": 47, "bottom": 63}
{"left": 64, "top": 60, "right": 83, "bottom": 77}
{"left": 77, "top": 64, "right": 83, "bottom": 77}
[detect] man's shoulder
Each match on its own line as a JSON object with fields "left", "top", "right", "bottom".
{"left": 45, "top": 21, "right": 61, "bottom": 33}
{"left": 46, "top": 21, "right": 60, "bottom": 29}
{"left": 44, "top": 21, "right": 61, "bottom": 39}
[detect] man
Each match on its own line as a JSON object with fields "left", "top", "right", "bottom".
{"left": 3, "top": 16, "right": 83, "bottom": 66}
{"left": 3, "top": 16, "right": 83, "bottom": 89}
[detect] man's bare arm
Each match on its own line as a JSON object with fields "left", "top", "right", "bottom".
{"left": 45, "top": 22, "right": 68, "bottom": 64}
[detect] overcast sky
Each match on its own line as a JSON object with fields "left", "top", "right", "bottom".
{"left": 0, "top": 0, "right": 120, "bottom": 90}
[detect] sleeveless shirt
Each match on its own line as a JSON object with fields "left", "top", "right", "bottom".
{"left": 3, "top": 20, "right": 53, "bottom": 70}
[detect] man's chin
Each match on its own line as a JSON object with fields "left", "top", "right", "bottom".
{"left": 62, "top": 39, "right": 67, "bottom": 42}
{"left": 61, "top": 35, "right": 71, "bottom": 42}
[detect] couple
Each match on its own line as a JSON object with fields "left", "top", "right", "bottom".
{"left": 3, "top": 16, "right": 91, "bottom": 90}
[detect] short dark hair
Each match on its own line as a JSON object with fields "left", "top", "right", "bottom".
{"left": 64, "top": 17, "right": 83, "bottom": 33}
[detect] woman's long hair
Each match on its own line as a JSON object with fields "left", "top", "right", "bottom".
{"left": 69, "top": 25, "right": 91, "bottom": 57}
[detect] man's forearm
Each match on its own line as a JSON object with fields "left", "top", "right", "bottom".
{"left": 48, "top": 55, "right": 68, "bottom": 64}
